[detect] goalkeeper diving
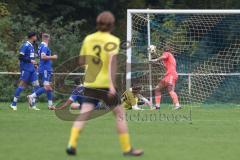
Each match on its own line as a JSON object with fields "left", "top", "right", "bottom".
{"left": 55, "top": 85, "right": 86, "bottom": 110}
{"left": 149, "top": 46, "right": 181, "bottom": 110}
{"left": 122, "top": 86, "right": 153, "bottom": 110}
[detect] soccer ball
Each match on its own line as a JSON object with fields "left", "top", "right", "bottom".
{"left": 148, "top": 45, "right": 156, "bottom": 53}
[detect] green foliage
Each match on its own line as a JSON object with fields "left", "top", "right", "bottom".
{"left": 0, "top": 41, "right": 16, "bottom": 71}
{"left": 127, "top": 0, "right": 146, "bottom": 8}
{"left": 0, "top": 2, "right": 10, "bottom": 17}
{"left": 10, "top": 14, "right": 87, "bottom": 66}
{"left": 0, "top": 16, "right": 11, "bottom": 42}
{"left": 0, "top": 40, "right": 18, "bottom": 101}
{"left": 0, "top": 3, "right": 12, "bottom": 46}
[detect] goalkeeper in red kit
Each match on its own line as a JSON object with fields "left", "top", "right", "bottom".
{"left": 150, "top": 46, "right": 181, "bottom": 110}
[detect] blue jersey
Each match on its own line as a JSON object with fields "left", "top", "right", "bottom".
{"left": 38, "top": 42, "right": 52, "bottom": 72}
{"left": 69, "top": 86, "right": 100, "bottom": 108}
{"left": 69, "top": 86, "right": 85, "bottom": 103}
{"left": 19, "top": 41, "right": 35, "bottom": 72}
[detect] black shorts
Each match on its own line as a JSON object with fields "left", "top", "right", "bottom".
{"left": 81, "top": 87, "right": 121, "bottom": 108}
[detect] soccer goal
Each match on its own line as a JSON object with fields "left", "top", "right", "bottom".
{"left": 126, "top": 9, "right": 240, "bottom": 106}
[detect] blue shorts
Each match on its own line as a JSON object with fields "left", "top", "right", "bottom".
{"left": 69, "top": 95, "right": 84, "bottom": 104}
{"left": 69, "top": 94, "right": 99, "bottom": 108}
{"left": 20, "top": 70, "right": 38, "bottom": 84}
{"left": 39, "top": 70, "right": 52, "bottom": 85}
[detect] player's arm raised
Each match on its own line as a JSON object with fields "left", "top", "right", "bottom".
{"left": 150, "top": 52, "right": 168, "bottom": 62}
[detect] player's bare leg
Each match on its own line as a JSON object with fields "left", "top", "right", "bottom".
{"left": 154, "top": 84, "right": 164, "bottom": 110}
{"left": 27, "top": 83, "right": 54, "bottom": 110}
{"left": 112, "top": 105, "right": 143, "bottom": 156}
{"left": 66, "top": 103, "right": 94, "bottom": 155}
{"left": 167, "top": 85, "right": 181, "bottom": 110}
{"left": 71, "top": 103, "right": 80, "bottom": 110}
{"left": 155, "top": 91, "right": 162, "bottom": 109}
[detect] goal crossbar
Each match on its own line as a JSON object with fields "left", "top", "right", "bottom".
{"left": 127, "top": 9, "right": 240, "bottom": 14}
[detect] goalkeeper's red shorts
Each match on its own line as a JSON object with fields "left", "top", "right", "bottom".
{"left": 160, "top": 74, "right": 178, "bottom": 87}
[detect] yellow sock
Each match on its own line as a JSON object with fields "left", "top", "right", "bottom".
{"left": 119, "top": 133, "right": 131, "bottom": 152}
{"left": 68, "top": 127, "right": 81, "bottom": 148}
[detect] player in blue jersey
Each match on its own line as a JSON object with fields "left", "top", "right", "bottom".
{"left": 27, "top": 33, "right": 58, "bottom": 110}
{"left": 10, "top": 32, "right": 40, "bottom": 111}
{"left": 55, "top": 85, "right": 93, "bottom": 110}
{"left": 55, "top": 85, "right": 101, "bottom": 110}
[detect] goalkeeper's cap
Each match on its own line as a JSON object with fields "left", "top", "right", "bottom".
{"left": 27, "top": 32, "right": 37, "bottom": 39}
{"left": 96, "top": 11, "right": 115, "bottom": 32}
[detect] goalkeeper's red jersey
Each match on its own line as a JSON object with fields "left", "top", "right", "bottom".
{"left": 162, "top": 52, "right": 178, "bottom": 76}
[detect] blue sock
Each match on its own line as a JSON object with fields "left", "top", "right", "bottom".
{"left": 35, "top": 87, "right": 46, "bottom": 97}
{"left": 31, "top": 86, "right": 41, "bottom": 107}
{"left": 46, "top": 90, "right": 53, "bottom": 106}
{"left": 12, "top": 86, "right": 24, "bottom": 106}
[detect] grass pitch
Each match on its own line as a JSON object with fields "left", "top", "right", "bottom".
{"left": 0, "top": 103, "right": 240, "bottom": 160}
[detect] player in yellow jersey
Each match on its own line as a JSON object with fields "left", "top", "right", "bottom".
{"left": 66, "top": 11, "right": 143, "bottom": 157}
{"left": 122, "top": 86, "right": 153, "bottom": 110}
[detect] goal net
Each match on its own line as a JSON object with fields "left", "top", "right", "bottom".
{"left": 127, "top": 10, "right": 240, "bottom": 106}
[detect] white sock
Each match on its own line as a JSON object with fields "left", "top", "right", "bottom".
{"left": 31, "top": 93, "right": 37, "bottom": 98}
{"left": 175, "top": 103, "right": 180, "bottom": 107}
{"left": 156, "top": 104, "right": 160, "bottom": 108}
{"left": 132, "top": 104, "right": 140, "bottom": 110}
{"left": 48, "top": 100, "right": 53, "bottom": 106}
{"left": 13, "top": 97, "right": 18, "bottom": 102}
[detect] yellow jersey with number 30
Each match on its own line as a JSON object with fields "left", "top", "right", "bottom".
{"left": 80, "top": 31, "right": 120, "bottom": 88}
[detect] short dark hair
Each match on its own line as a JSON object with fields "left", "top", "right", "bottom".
{"left": 42, "top": 33, "right": 50, "bottom": 39}
{"left": 163, "top": 46, "right": 172, "bottom": 52}
{"left": 96, "top": 11, "right": 115, "bottom": 32}
{"left": 132, "top": 86, "right": 142, "bottom": 94}
{"left": 28, "top": 32, "right": 37, "bottom": 39}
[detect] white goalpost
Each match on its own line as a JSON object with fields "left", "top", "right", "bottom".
{"left": 127, "top": 9, "right": 240, "bottom": 105}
